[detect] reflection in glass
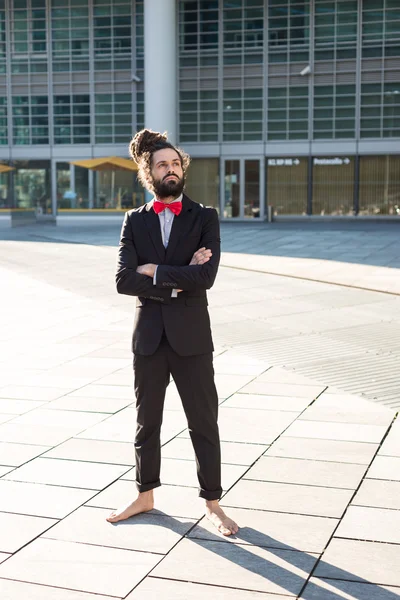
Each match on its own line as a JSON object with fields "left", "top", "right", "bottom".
{"left": 14, "top": 160, "right": 51, "bottom": 213}
{"left": 224, "top": 160, "right": 240, "bottom": 218}
{"left": 267, "top": 157, "right": 308, "bottom": 215}
{"left": 244, "top": 160, "right": 260, "bottom": 218}
{"left": 312, "top": 157, "right": 354, "bottom": 215}
{"left": 359, "top": 156, "right": 400, "bottom": 216}
{"left": 185, "top": 158, "right": 219, "bottom": 213}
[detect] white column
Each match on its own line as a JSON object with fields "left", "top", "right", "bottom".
{"left": 144, "top": 0, "right": 177, "bottom": 144}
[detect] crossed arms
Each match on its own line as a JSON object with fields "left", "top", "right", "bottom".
{"left": 115, "top": 209, "right": 221, "bottom": 304}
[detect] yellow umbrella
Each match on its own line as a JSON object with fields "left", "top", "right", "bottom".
{"left": 70, "top": 156, "right": 138, "bottom": 209}
{"left": 0, "top": 164, "right": 14, "bottom": 174}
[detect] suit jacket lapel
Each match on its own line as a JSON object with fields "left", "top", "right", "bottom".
{"left": 143, "top": 201, "right": 166, "bottom": 263}
{"left": 165, "top": 195, "right": 193, "bottom": 263}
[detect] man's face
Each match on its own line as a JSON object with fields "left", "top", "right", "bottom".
{"left": 151, "top": 148, "right": 185, "bottom": 199}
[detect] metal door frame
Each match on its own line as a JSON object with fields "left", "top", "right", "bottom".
{"left": 220, "top": 157, "right": 265, "bottom": 221}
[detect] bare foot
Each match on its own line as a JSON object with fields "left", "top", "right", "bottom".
{"left": 106, "top": 491, "right": 154, "bottom": 523}
{"left": 205, "top": 500, "right": 239, "bottom": 536}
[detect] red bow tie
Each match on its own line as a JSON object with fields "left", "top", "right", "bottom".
{"left": 153, "top": 200, "right": 182, "bottom": 216}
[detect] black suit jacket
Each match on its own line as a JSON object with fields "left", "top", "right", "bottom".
{"left": 116, "top": 194, "right": 221, "bottom": 356}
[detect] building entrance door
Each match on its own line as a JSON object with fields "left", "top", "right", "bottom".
{"left": 221, "top": 158, "right": 264, "bottom": 219}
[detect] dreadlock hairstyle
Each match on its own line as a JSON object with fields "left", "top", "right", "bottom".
{"left": 129, "top": 129, "right": 191, "bottom": 193}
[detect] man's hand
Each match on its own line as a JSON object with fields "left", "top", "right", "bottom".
{"left": 136, "top": 263, "right": 157, "bottom": 277}
{"left": 190, "top": 247, "right": 212, "bottom": 266}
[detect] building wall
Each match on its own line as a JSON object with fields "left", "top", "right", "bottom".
{"left": 0, "top": 0, "right": 399, "bottom": 217}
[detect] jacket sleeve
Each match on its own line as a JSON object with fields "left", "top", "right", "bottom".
{"left": 155, "top": 208, "right": 221, "bottom": 292}
{"left": 116, "top": 212, "right": 172, "bottom": 304}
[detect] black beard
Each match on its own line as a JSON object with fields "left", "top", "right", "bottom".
{"left": 153, "top": 175, "right": 185, "bottom": 199}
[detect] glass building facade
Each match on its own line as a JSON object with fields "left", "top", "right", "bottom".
{"left": 0, "top": 0, "right": 399, "bottom": 217}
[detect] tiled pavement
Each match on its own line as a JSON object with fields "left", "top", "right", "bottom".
{"left": 0, "top": 218, "right": 399, "bottom": 599}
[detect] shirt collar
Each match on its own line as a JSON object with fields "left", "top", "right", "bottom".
{"left": 154, "top": 193, "right": 183, "bottom": 205}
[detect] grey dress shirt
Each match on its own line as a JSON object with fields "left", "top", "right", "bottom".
{"left": 153, "top": 194, "right": 183, "bottom": 297}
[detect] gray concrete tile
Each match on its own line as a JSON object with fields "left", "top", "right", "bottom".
{"left": 266, "top": 436, "right": 379, "bottom": 465}
{"left": 0, "top": 466, "right": 13, "bottom": 476}
{"left": 336, "top": 506, "right": 400, "bottom": 544}
{"left": 0, "top": 480, "right": 96, "bottom": 518}
{"left": 46, "top": 395, "right": 132, "bottom": 413}
{"left": 222, "top": 479, "right": 353, "bottom": 518}
{"left": 44, "top": 505, "right": 195, "bottom": 554}
{"left": 0, "top": 414, "right": 14, "bottom": 425}
{"left": 217, "top": 407, "right": 298, "bottom": 444}
{"left": 367, "top": 456, "right": 400, "bottom": 481}
{"left": 151, "top": 538, "right": 319, "bottom": 596}
{"left": 378, "top": 420, "right": 400, "bottom": 457}
{"left": 189, "top": 507, "right": 338, "bottom": 553}
{"left": 126, "top": 577, "right": 289, "bottom": 599}
{"left": 283, "top": 420, "right": 388, "bottom": 443}
{"left": 245, "top": 456, "right": 367, "bottom": 489}
{"left": 353, "top": 479, "right": 400, "bottom": 510}
{"left": 0, "top": 386, "right": 67, "bottom": 401}
{"left": 0, "top": 423, "right": 84, "bottom": 446}
{"left": 11, "top": 408, "right": 107, "bottom": 429}
{"left": 0, "top": 512, "right": 57, "bottom": 553}
{"left": 5, "top": 457, "right": 129, "bottom": 489}
{"left": 0, "top": 537, "right": 160, "bottom": 597}
{"left": 0, "top": 552, "right": 11, "bottom": 563}
{"left": 43, "top": 438, "right": 134, "bottom": 466}
{"left": 0, "top": 399, "right": 45, "bottom": 414}
{"left": 0, "top": 579, "right": 115, "bottom": 600}
{"left": 87, "top": 480, "right": 206, "bottom": 519}
{"left": 222, "top": 392, "right": 311, "bottom": 412}
{"left": 300, "top": 404, "right": 394, "bottom": 426}
{"left": 162, "top": 436, "right": 266, "bottom": 466}
{"left": 300, "top": 577, "right": 400, "bottom": 599}
{"left": 0, "top": 442, "right": 50, "bottom": 467}
{"left": 69, "top": 384, "right": 133, "bottom": 399}
{"left": 240, "top": 381, "right": 325, "bottom": 398}
{"left": 214, "top": 373, "right": 257, "bottom": 398}
{"left": 256, "top": 367, "right": 322, "bottom": 386}
{"left": 315, "top": 538, "right": 400, "bottom": 586}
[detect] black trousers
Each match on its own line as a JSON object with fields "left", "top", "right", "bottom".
{"left": 133, "top": 335, "right": 222, "bottom": 501}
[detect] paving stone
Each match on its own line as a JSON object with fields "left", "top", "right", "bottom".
{"left": 216, "top": 407, "right": 298, "bottom": 444}
{"left": 162, "top": 436, "right": 266, "bottom": 466}
{"left": 69, "top": 384, "right": 134, "bottom": 400}
{"left": 46, "top": 395, "right": 132, "bottom": 413}
{"left": 378, "top": 420, "right": 400, "bottom": 457}
{"left": 123, "top": 458, "right": 246, "bottom": 491}
{"left": 283, "top": 420, "right": 388, "bottom": 443}
{"left": 0, "top": 442, "right": 50, "bottom": 467}
{"left": 0, "top": 512, "right": 57, "bottom": 553}
{"left": 222, "top": 393, "right": 311, "bottom": 412}
{"left": 255, "top": 367, "right": 322, "bottom": 386}
{"left": 44, "top": 505, "right": 195, "bottom": 554}
{"left": 300, "top": 402, "right": 393, "bottom": 426}
{"left": 300, "top": 577, "right": 400, "bottom": 599}
{"left": 11, "top": 408, "right": 107, "bottom": 429}
{"left": 189, "top": 506, "right": 338, "bottom": 553}
{"left": 0, "top": 423, "right": 83, "bottom": 446}
{"left": 240, "top": 381, "right": 325, "bottom": 398}
{"left": 0, "top": 387, "right": 67, "bottom": 401}
{"left": 244, "top": 456, "right": 367, "bottom": 489}
{"left": 0, "top": 466, "right": 13, "bottom": 476}
{"left": 367, "top": 456, "right": 400, "bottom": 481}
{"left": 0, "top": 399, "right": 45, "bottom": 414}
{"left": 222, "top": 479, "right": 354, "bottom": 518}
{"left": 44, "top": 438, "right": 134, "bottom": 465}
{"left": 151, "top": 538, "right": 319, "bottom": 596}
{"left": 0, "top": 579, "right": 121, "bottom": 600}
{"left": 315, "top": 538, "right": 400, "bottom": 586}
{"left": 353, "top": 479, "right": 400, "bottom": 510}
{"left": 0, "top": 480, "right": 96, "bottom": 518}
{"left": 0, "top": 537, "right": 160, "bottom": 597}
{"left": 0, "top": 552, "right": 11, "bottom": 564}
{"left": 336, "top": 506, "right": 400, "bottom": 544}
{"left": 87, "top": 479, "right": 206, "bottom": 519}
{"left": 126, "top": 577, "right": 289, "bottom": 599}
{"left": 0, "top": 415, "right": 14, "bottom": 425}
{"left": 266, "top": 436, "right": 379, "bottom": 465}
{"left": 5, "top": 457, "right": 129, "bottom": 489}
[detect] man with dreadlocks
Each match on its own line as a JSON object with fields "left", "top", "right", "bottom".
{"left": 106, "top": 129, "right": 238, "bottom": 536}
